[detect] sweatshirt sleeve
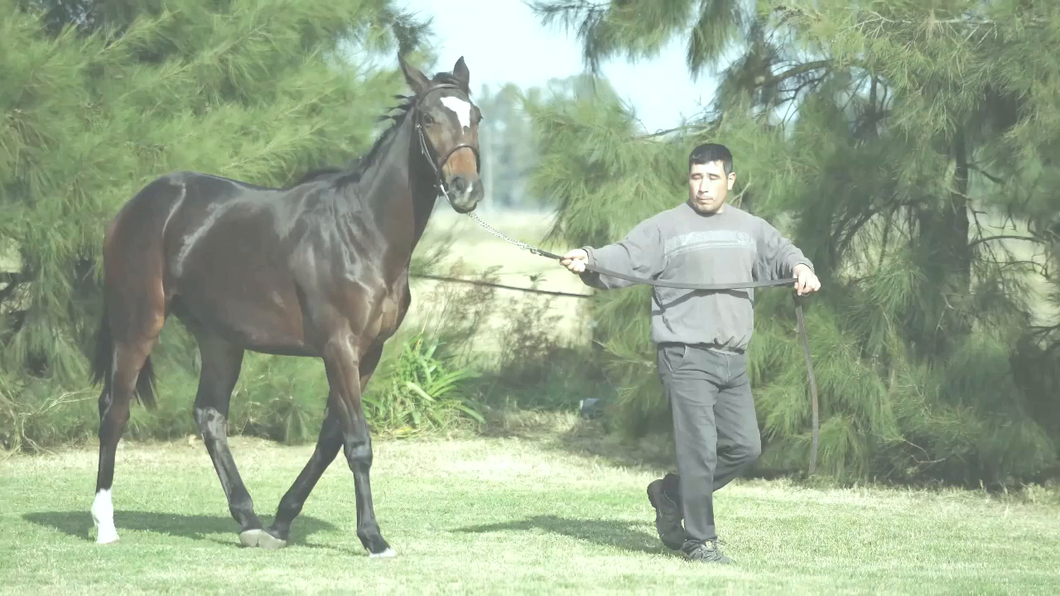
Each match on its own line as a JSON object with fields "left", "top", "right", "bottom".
{"left": 753, "top": 216, "right": 813, "bottom": 281}
{"left": 578, "top": 218, "right": 665, "bottom": 290}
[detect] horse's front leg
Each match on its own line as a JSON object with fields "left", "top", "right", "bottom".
{"left": 322, "top": 333, "right": 392, "bottom": 557}
{"left": 266, "top": 344, "right": 385, "bottom": 544}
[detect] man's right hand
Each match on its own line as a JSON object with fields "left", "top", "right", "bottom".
{"left": 560, "top": 248, "right": 589, "bottom": 274}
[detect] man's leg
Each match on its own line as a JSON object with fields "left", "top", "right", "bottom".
{"left": 712, "top": 353, "right": 762, "bottom": 491}
{"left": 648, "top": 344, "right": 698, "bottom": 550}
{"left": 651, "top": 345, "right": 730, "bottom": 559}
{"left": 663, "top": 345, "right": 722, "bottom": 545}
{"left": 649, "top": 346, "right": 752, "bottom": 563}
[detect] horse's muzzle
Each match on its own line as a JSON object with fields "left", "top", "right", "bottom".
{"left": 446, "top": 173, "right": 483, "bottom": 213}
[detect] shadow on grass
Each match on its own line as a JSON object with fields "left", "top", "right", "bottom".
{"left": 480, "top": 411, "right": 676, "bottom": 473}
{"left": 456, "top": 514, "right": 664, "bottom": 555}
{"left": 22, "top": 510, "right": 339, "bottom": 546}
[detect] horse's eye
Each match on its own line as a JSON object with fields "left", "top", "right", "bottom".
{"left": 423, "top": 114, "right": 435, "bottom": 125}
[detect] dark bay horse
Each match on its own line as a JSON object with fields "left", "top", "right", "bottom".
{"left": 88, "top": 56, "right": 483, "bottom": 556}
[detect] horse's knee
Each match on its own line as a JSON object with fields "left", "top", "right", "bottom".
{"left": 98, "top": 399, "right": 131, "bottom": 442}
{"left": 194, "top": 406, "right": 227, "bottom": 441}
{"left": 344, "top": 438, "right": 373, "bottom": 471}
{"left": 98, "top": 389, "right": 112, "bottom": 420}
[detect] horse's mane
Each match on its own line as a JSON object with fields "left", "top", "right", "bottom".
{"left": 288, "top": 72, "right": 469, "bottom": 189}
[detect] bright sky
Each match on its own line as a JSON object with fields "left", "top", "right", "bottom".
{"left": 397, "top": 0, "right": 716, "bottom": 133}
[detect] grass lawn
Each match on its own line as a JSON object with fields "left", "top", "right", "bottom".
{"left": 2, "top": 433, "right": 1059, "bottom": 595}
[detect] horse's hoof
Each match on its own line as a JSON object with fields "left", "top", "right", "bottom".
{"left": 239, "top": 529, "right": 287, "bottom": 550}
{"left": 369, "top": 548, "right": 396, "bottom": 558}
{"left": 94, "top": 526, "right": 120, "bottom": 544}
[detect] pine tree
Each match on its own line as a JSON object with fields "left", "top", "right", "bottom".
{"left": 527, "top": 0, "right": 1060, "bottom": 485}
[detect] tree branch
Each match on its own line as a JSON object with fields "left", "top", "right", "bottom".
{"left": 969, "top": 164, "right": 1006, "bottom": 185}
{"left": 1030, "top": 322, "right": 1060, "bottom": 337}
{"left": 635, "top": 123, "right": 714, "bottom": 140}
{"left": 781, "top": 74, "right": 828, "bottom": 106}
{"left": 968, "top": 235, "right": 1037, "bottom": 249}
{"left": 755, "top": 60, "right": 833, "bottom": 88}
{"left": 856, "top": 10, "right": 1047, "bottom": 28}
{"left": 995, "top": 259, "right": 1049, "bottom": 277}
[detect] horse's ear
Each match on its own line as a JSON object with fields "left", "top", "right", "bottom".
{"left": 399, "top": 54, "right": 430, "bottom": 95}
{"left": 453, "top": 56, "right": 470, "bottom": 91}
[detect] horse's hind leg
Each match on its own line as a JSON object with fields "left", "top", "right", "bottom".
{"left": 93, "top": 338, "right": 158, "bottom": 544}
{"left": 187, "top": 329, "right": 273, "bottom": 547}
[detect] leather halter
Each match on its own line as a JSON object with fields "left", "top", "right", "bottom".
{"left": 411, "top": 83, "right": 481, "bottom": 206}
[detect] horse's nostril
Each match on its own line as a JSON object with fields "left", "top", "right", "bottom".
{"left": 450, "top": 176, "right": 468, "bottom": 194}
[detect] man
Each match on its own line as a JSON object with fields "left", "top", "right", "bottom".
{"left": 561, "top": 143, "right": 821, "bottom": 564}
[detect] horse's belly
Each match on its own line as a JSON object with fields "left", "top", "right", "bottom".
{"left": 171, "top": 285, "right": 315, "bottom": 356}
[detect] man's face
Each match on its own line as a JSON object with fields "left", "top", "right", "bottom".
{"left": 688, "top": 160, "right": 735, "bottom": 215}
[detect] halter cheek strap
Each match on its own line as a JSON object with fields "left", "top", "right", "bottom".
{"left": 412, "top": 84, "right": 482, "bottom": 206}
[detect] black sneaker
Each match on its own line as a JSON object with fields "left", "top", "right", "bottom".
{"left": 646, "top": 474, "right": 684, "bottom": 550}
{"left": 683, "top": 539, "right": 732, "bottom": 564}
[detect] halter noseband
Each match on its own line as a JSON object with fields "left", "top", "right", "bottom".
{"left": 412, "top": 83, "right": 482, "bottom": 206}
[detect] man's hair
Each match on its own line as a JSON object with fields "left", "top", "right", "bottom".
{"left": 689, "top": 143, "right": 733, "bottom": 175}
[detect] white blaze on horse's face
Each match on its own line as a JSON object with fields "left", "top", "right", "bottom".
{"left": 440, "top": 96, "right": 472, "bottom": 132}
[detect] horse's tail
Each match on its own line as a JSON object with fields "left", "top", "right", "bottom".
{"left": 91, "top": 308, "right": 157, "bottom": 410}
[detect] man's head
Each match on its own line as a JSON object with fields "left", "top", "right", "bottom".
{"left": 687, "top": 143, "right": 735, "bottom": 215}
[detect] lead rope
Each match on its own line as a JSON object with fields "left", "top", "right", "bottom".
{"left": 461, "top": 210, "right": 821, "bottom": 475}
{"left": 467, "top": 211, "right": 562, "bottom": 259}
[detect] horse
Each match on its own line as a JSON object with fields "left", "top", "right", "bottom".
{"left": 88, "top": 55, "right": 484, "bottom": 557}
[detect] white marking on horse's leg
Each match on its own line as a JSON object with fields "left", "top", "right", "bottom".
{"left": 439, "top": 96, "right": 472, "bottom": 132}
{"left": 92, "top": 489, "right": 119, "bottom": 544}
{"left": 239, "top": 528, "right": 287, "bottom": 550}
{"left": 369, "top": 547, "right": 396, "bottom": 558}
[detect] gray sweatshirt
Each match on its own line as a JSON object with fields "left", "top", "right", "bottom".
{"left": 581, "top": 201, "right": 814, "bottom": 351}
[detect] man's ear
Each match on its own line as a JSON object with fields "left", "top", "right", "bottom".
{"left": 727, "top": 172, "right": 736, "bottom": 190}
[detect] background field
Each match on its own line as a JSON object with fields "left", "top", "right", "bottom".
{"left": 407, "top": 207, "right": 594, "bottom": 353}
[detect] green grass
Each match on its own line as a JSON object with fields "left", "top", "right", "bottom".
{"left": 2, "top": 434, "right": 1059, "bottom": 595}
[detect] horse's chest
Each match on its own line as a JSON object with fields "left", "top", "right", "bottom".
{"left": 360, "top": 278, "right": 409, "bottom": 341}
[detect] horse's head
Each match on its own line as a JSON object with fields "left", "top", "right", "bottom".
{"left": 400, "top": 55, "right": 484, "bottom": 213}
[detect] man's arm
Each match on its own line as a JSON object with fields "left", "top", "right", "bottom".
{"left": 561, "top": 219, "right": 665, "bottom": 290}
{"left": 753, "top": 217, "right": 821, "bottom": 296}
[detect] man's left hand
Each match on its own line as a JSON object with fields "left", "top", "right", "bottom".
{"left": 793, "top": 264, "right": 821, "bottom": 296}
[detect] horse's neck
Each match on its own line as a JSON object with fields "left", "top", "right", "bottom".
{"left": 356, "top": 115, "right": 438, "bottom": 271}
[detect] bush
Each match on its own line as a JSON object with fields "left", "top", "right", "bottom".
{"left": 363, "top": 333, "right": 483, "bottom": 435}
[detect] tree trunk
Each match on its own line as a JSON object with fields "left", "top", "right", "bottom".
{"left": 945, "top": 130, "right": 972, "bottom": 291}
{"left": 915, "top": 130, "right": 972, "bottom": 354}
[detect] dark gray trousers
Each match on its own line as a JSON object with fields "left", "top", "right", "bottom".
{"left": 657, "top": 343, "right": 762, "bottom": 543}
